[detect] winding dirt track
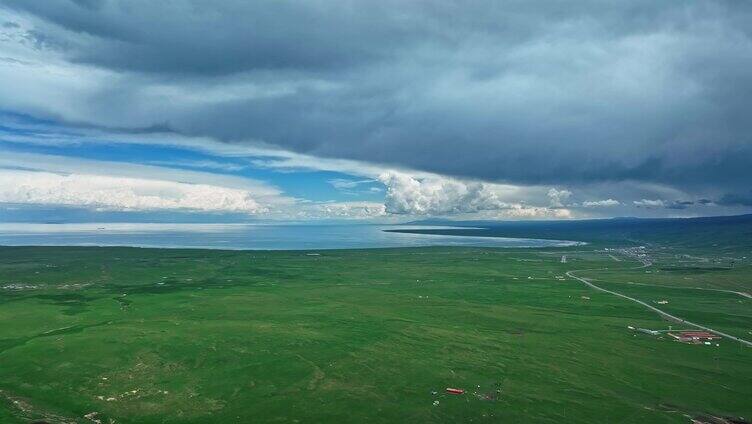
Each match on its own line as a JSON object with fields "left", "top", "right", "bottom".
{"left": 566, "top": 262, "right": 752, "bottom": 348}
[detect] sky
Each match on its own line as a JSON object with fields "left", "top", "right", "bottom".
{"left": 1, "top": 1, "right": 751, "bottom": 223}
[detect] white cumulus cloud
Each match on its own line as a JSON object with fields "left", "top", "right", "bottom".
{"left": 582, "top": 199, "right": 621, "bottom": 207}
{"left": 379, "top": 171, "right": 507, "bottom": 215}
{"left": 0, "top": 169, "right": 267, "bottom": 213}
{"left": 378, "top": 171, "right": 570, "bottom": 218}
{"left": 547, "top": 188, "right": 572, "bottom": 208}
{"left": 309, "top": 201, "right": 387, "bottom": 219}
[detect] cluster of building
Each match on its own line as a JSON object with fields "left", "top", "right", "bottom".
{"left": 629, "top": 326, "right": 722, "bottom": 346}
{"left": 667, "top": 331, "right": 721, "bottom": 344}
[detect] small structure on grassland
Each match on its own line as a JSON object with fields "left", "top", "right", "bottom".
{"left": 446, "top": 388, "right": 464, "bottom": 395}
{"left": 668, "top": 331, "right": 721, "bottom": 344}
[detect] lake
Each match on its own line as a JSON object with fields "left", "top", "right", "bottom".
{"left": 0, "top": 223, "right": 580, "bottom": 250}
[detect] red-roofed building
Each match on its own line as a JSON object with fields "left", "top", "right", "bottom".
{"left": 668, "top": 331, "right": 721, "bottom": 343}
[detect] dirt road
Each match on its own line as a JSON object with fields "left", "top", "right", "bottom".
{"left": 566, "top": 265, "right": 752, "bottom": 348}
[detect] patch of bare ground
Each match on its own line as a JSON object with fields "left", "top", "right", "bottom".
{"left": 0, "top": 389, "right": 80, "bottom": 424}
{"left": 691, "top": 416, "right": 750, "bottom": 424}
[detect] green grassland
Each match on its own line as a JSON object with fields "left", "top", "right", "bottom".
{"left": 0, "top": 245, "right": 751, "bottom": 423}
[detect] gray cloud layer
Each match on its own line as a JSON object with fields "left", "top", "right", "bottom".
{"left": 3, "top": 0, "right": 752, "bottom": 198}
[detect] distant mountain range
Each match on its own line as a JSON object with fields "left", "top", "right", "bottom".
{"left": 391, "top": 214, "right": 752, "bottom": 250}
{"left": 404, "top": 214, "right": 752, "bottom": 227}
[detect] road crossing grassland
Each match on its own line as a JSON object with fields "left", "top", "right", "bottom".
{"left": 0, "top": 246, "right": 750, "bottom": 423}
{"left": 566, "top": 268, "right": 752, "bottom": 347}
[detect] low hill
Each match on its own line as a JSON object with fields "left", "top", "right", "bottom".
{"left": 390, "top": 214, "right": 752, "bottom": 251}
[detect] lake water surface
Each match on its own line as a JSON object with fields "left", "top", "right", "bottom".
{"left": 0, "top": 223, "right": 579, "bottom": 250}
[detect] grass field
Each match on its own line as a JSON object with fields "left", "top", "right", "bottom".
{"left": 1, "top": 245, "right": 751, "bottom": 423}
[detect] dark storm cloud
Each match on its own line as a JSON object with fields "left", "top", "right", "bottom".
{"left": 4, "top": 0, "right": 426, "bottom": 75}
{"left": 717, "top": 191, "right": 752, "bottom": 207}
{"left": 3, "top": 0, "right": 752, "bottom": 196}
{"left": 666, "top": 201, "right": 695, "bottom": 210}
